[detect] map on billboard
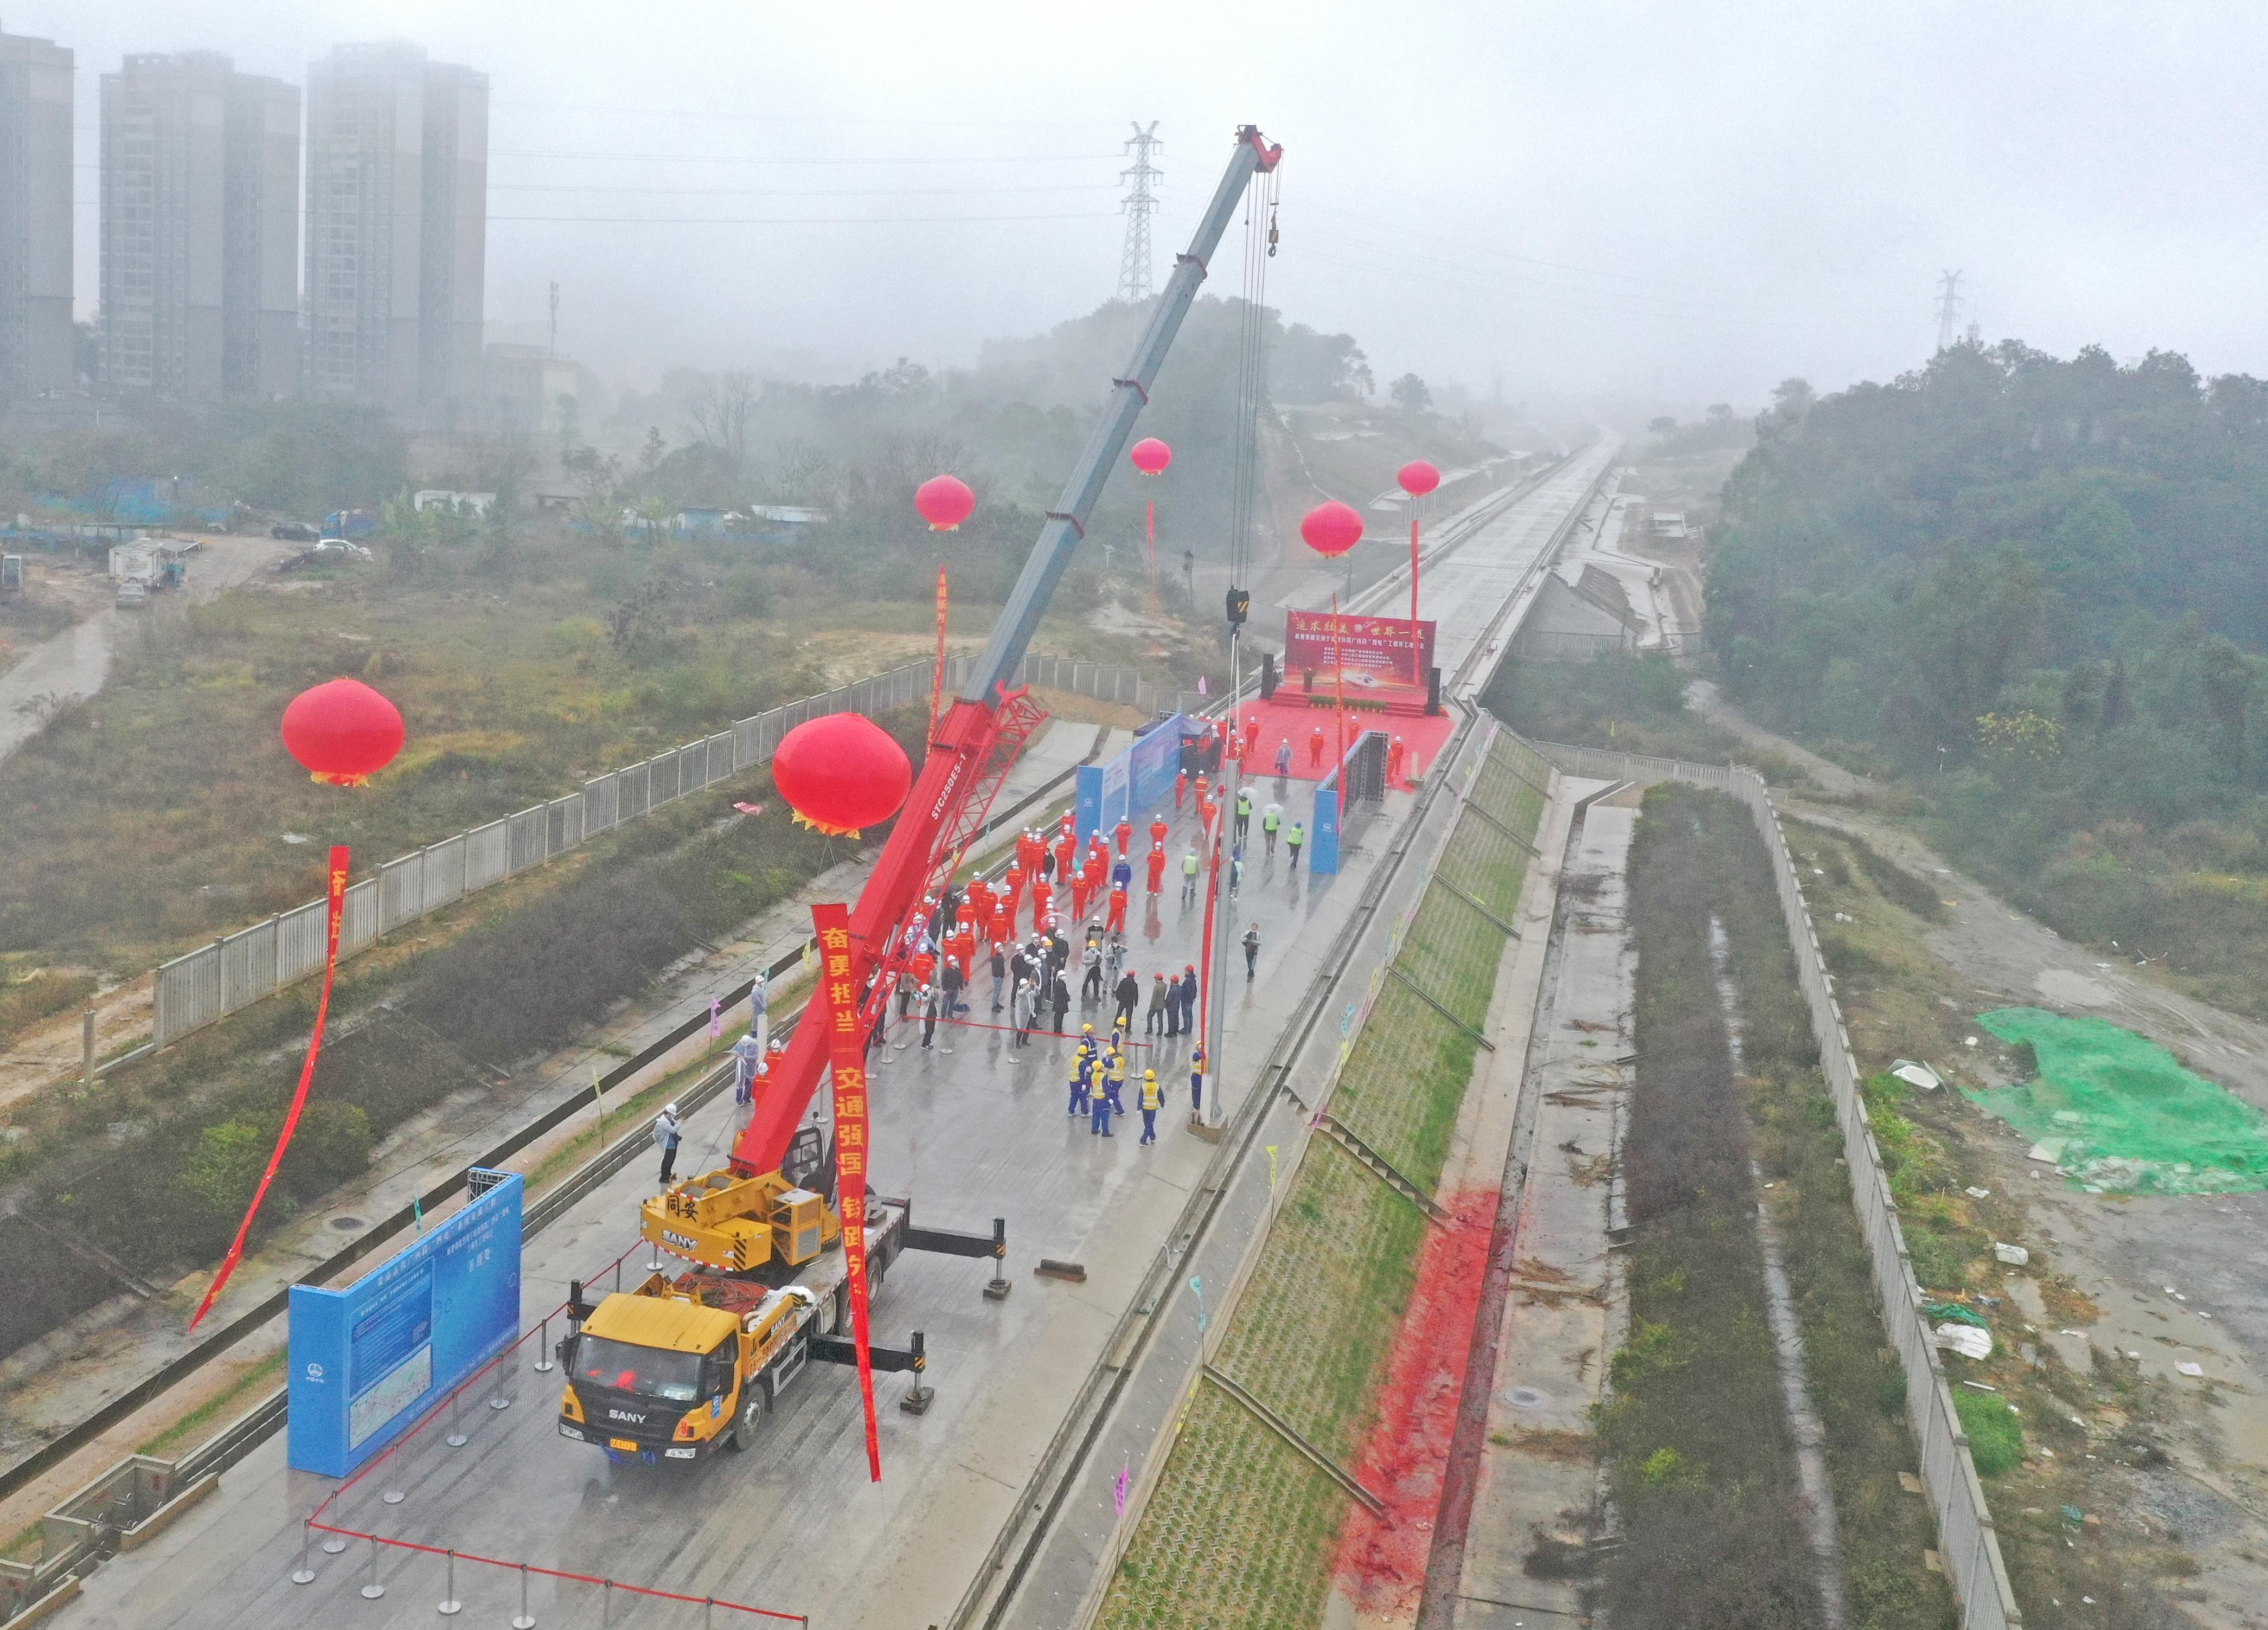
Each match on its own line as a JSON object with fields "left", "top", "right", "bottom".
{"left": 1282, "top": 612, "right": 1436, "bottom": 707}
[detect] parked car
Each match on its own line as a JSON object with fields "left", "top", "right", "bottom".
{"left": 115, "top": 580, "right": 149, "bottom": 608}
{"left": 271, "top": 521, "right": 321, "bottom": 541}
{"left": 314, "top": 538, "right": 374, "bottom": 560}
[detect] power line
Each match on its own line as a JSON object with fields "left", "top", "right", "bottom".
{"left": 486, "top": 147, "right": 1120, "bottom": 165}
{"left": 486, "top": 209, "right": 1123, "bottom": 226}
{"left": 488, "top": 182, "right": 1118, "bottom": 197}
{"left": 1118, "top": 121, "right": 1162, "bottom": 303}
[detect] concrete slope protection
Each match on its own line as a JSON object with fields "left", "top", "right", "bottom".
{"left": 54, "top": 447, "right": 1618, "bottom": 1629}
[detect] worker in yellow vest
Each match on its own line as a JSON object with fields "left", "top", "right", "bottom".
{"left": 1139, "top": 1068, "right": 1162, "bottom": 1145}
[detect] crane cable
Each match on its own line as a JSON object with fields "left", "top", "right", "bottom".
{"left": 1226, "top": 168, "right": 1276, "bottom": 611}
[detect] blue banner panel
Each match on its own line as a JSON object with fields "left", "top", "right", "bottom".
{"left": 1075, "top": 713, "right": 1190, "bottom": 843}
{"left": 1074, "top": 763, "right": 1105, "bottom": 845}
{"left": 1129, "top": 714, "right": 1187, "bottom": 824}
{"left": 288, "top": 1170, "right": 524, "bottom": 1477}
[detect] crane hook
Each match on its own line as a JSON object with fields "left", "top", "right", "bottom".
{"left": 1267, "top": 210, "right": 1279, "bottom": 258}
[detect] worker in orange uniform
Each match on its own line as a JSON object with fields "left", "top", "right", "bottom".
{"left": 1114, "top": 816, "right": 1132, "bottom": 856}
{"left": 1243, "top": 714, "right": 1260, "bottom": 761}
{"left": 989, "top": 901, "right": 1010, "bottom": 946}
{"left": 1193, "top": 771, "right": 1209, "bottom": 811}
{"left": 1053, "top": 830, "right": 1077, "bottom": 890}
{"left": 1388, "top": 735, "right": 1406, "bottom": 787}
{"left": 1106, "top": 880, "right": 1129, "bottom": 934}
{"left": 1030, "top": 878, "right": 1053, "bottom": 934}
{"left": 1145, "top": 843, "right": 1167, "bottom": 896}
{"left": 1174, "top": 768, "right": 1188, "bottom": 811}
{"left": 1149, "top": 813, "right": 1169, "bottom": 852}
{"left": 1309, "top": 724, "right": 1325, "bottom": 769}
{"left": 1071, "top": 869, "right": 1093, "bottom": 922}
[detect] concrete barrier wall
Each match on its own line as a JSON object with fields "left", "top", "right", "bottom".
{"left": 147, "top": 652, "right": 1189, "bottom": 1050}
{"left": 1521, "top": 735, "right": 2023, "bottom": 1630}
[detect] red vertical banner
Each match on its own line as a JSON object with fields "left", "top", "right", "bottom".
{"left": 189, "top": 845, "right": 351, "bottom": 1330}
{"left": 930, "top": 566, "right": 949, "bottom": 737}
{"left": 811, "top": 902, "right": 882, "bottom": 1481}
{"left": 1146, "top": 497, "right": 1158, "bottom": 612}
{"left": 1409, "top": 512, "right": 1422, "bottom": 625}
{"left": 1331, "top": 596, "right": 1348, "bottom": 818}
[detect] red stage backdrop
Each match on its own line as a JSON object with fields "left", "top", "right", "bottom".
{"left": 1284, "top": 611, "right": 1436, "bottom": 705}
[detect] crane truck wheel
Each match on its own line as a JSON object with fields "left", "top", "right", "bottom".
{"left": 727, "top": 1383, "right": 769, "bottom": 1452}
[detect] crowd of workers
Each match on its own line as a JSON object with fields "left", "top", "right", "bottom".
{"left": 688, "top": 714, "right": 1428, "bottom": 1174}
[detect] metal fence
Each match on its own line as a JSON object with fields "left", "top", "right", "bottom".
{"left": 1521, "top": 736, "right": 2023, "bottom": 1630}
{"left": 150, "top": 651, "right": 1188, "bottom": 1049}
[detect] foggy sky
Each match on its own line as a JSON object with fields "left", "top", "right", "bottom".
{"left": 30, "top": 0, "right": 2268, "bottom": 413}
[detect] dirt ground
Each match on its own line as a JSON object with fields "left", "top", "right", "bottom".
{"left": 1691, "top": 682, "right": 2268, "bottom": 1627}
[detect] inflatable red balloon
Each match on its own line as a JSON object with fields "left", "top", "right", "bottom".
{"left": 1130, "top": 438, "right": 1173, "bottom": 476}
{"left": 773, "top": 713, "right": 913, "bottom": 837}
{"left": 1300, "top": 499, "right": 1366, "bottom": 558}
{"left": 280, "top": 678, "right": 405, "bottom": 786}
{"left": 914, "top": 474, "right": 976, "bottom": 531}
{"left": 1398, "top": 460, "right": 1441, "bottom": 498}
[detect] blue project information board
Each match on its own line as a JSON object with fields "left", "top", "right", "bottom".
{"left": 1077, "top": 711, "right": 1189, "bottom": 843}
{"left": 287, "top": 1169, "right": 523, "bottom": 1477}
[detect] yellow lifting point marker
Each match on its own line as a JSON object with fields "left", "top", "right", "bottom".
{"left": 1266, "top": 1145, "right": 1278, "bottom": 1192}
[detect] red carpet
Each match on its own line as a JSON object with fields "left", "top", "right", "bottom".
{"left": 1218, "top": 697, "right": 1457, "bottom": 788}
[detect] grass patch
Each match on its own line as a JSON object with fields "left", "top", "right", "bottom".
{"left": 1952, "top": 1389, "right": 2024, "bottom": 1477}
{"left": 1098, "top": 759, "right": 1540, "bottom": 1630}
{"left": 137, "top": 1350, "right": 287, "bottom": 1461}
{"left": 0, "top": 967, "right": 98, "bottom": 1048}
{"left": 1596, "top": 783, "right": 1824, "bottom": 1629}
{"left": 1678, "top": 787, "right": 1957, "bottom": 1630}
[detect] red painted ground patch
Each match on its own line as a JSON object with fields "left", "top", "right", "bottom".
{"left": 1225, "top": 700, "right": 1457, "bottom": 787}
{"left": 1330, "top": 1185, "right": 1498, "bottom": 1614}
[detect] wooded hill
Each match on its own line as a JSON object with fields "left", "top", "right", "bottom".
{"left": 1706, "top": 343, "right": 2268, "bottom": 1007}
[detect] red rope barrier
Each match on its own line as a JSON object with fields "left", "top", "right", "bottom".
{"left": 304, "top": 1521, "right": 806, "bottom": 1621}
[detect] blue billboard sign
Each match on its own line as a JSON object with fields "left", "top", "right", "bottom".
{"left": 1076, "top": 713, "right": 1190, "bottom": 843}
{"left": 287, "top": 1170, "right": 524, "bottom": 1477}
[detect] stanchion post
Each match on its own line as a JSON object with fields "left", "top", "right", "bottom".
{"left": 512, "top": 1562, "right": 536, "bottom": 1629}
{"left": 438, "top": 1549, "right": 462, "bottom": 1616}
{"left": 360, "top": 1535, "right": 386, "bottom": 1600}
{"left": 322, "top": 1525, "right": 349, "bottom": 1555}
{"left": 534, "top": 1315, "right": 555, "bottom": 1373}
{"left": 446, "top": 1387, "right": 468, "bottom": 1447}
{"left": 291, "top": 1521, "right": 315, "bottom": 1585}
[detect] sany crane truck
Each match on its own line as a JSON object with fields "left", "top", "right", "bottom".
{"left": 556, "top": 125, "right": 1284, "bottom": 1467}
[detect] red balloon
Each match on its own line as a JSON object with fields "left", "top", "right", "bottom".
{"left": 1398, "top": 460, "right": 1441, "bottom": 498}
{"left": 914, "top": 474, "right": 976, "bottom": 531}
{"left": 280, "top": 678, "right": 405, "bottom": 786}
{"left": 1130, "top": 437, "right": 1173, "bottom": 476}
{"left": 772, "top": 713, "right": 913, "bottom": 837}
{"left": 1300, "top": 499, "right": 1366, "bottom": 558}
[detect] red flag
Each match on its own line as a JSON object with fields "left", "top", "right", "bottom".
{"left": 189, "top": 845, "right": 351, "bottom": 1330}
{"left": 930, "top": 566, "right": 949, "bottom": 737}
{"left": 811, "top": 902, "right": 882, "bottom": 1480}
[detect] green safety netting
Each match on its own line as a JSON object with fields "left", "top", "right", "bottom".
{"left": 1967, "top": 1007, "right": 2268, "bottom": 1196}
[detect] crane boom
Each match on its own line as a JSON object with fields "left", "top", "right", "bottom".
{"left": 723, "top": 124, "right": 1281, "bottom": 1185}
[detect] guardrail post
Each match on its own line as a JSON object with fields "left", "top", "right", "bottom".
{"left": 291, "top": 1521, "right": 315, "bottom": 1584}
{"left": 438, "top": 1550, "right": 462, "bottom": 1616}
{"left": 360, "top": 1535, "right": 385, "bottom": 1600}
{"left": 534, "top": 1315, "right": 554, "bottom": 1372}
{"left": 512, "top": 1562, "right": 535, "bottom": 1628}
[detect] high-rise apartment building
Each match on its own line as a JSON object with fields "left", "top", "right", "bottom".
{"left": 304, "top": 41, "right": 487, "bottom": 424}
{"left": 99, "top": 52, "right": 299, "bottom": 400}
{"left": 0, "top": 26, "right": 74, "bottom": 397}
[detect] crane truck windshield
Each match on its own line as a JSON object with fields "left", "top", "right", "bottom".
{"left": 576, "top": 1336, "right": 702, "bottom": 1403}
